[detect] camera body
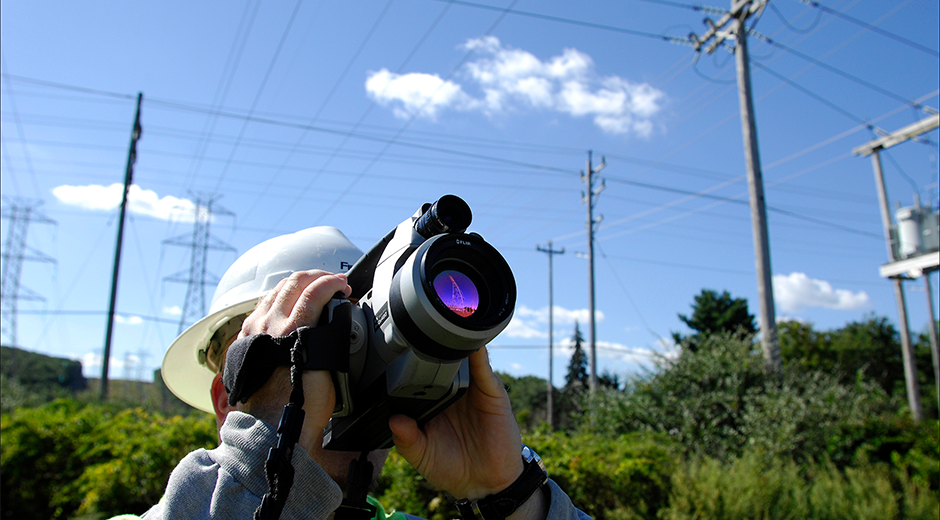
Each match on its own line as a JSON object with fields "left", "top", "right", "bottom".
{"left": 322, "top": 195, "right": 516, "bottom": 451}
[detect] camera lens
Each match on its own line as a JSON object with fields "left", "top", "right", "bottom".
{"left": 389, "top": 232, "right": 515, "bottom": 360}
{"left": 432, "top": 269, "right": 479, "bottom": 318}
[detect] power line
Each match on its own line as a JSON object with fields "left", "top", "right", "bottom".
{"left": 750, "top": 60, "right": 869, "bottom": 127}
{"left": 302, "top": 0, "right": 525, "bottom": 227}
{"left": 181, "top": 0, "right": 263, "bottom": 196}
{"left": 242, "top": 0, "right": 409, "bottom": 223}
{"left": 210, "top": 0, "right": 307, "bottom": 194}
{"left": 1, "top": 57, "right": 44, "bottom": 198}
{"left": 433, "top": 0, "right": 695, "bottom": 45}
{"left": 16, "top": 309, "right": 179, "bottom": 324}
{"left": 793, "top": 0, "right": 939, "bottom": 58}
{"left": 748, "top": 28, "right": 934, "bottom": 113}
{"left": 604, "top": 175, "right": 883, "bottom": 239}
{"left": 634, "top": 0, "right": 727, "bottom": 14}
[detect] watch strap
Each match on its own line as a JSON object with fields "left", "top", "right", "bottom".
{"left": 455, "top": 457, "right": 549, "bottom": 520}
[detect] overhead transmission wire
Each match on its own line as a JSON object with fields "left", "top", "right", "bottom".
{"left": 603, "top": 175, "right": 883, "bottom": 239}
{"left": 594, "top": 241, "right": 665, "bottom": 343}
{"left": 281, "top": 0, "right": 528, "bottom": 227}
{"left": 567, "top": 86, "right": 922, "bottom": 243}
{"left": 241, "top": 0, "right": 398, "bottom": 222}
{"left": 1, "top": 73, "right": 582, "bottom": 180}
{"left": 749, "top": 60, "right": 869, "bottom": 127}
{"left": 792, "top": 0, "right": 939, "bottom": 58}
{"left": 596, "top": 3, "right": 924, "bottom": 236}
{"left": 611, "top": 0, "right": 848, "bottom": 171}
{"left": 748, "top": 28, "right": 935, "bottom": 114}
{"left": 237, "top": 1, "right": 458, "bottom": 229}
{"left": 209, "top": 0, "right": 307, "bottom": 195}
{"left": 433, "top": 0, "right": 696, "bottom": 46}
{"left": 145, "top": 98, "right": 576, "bottom": 174}
{"left": 1, "top": 54, "right": 44, "bottom": 198}
{"left": 766, "top": 1, "right": 822, "bottom": 34}
{"left": 181, "top": 0, "right": 262, "bottom": 196}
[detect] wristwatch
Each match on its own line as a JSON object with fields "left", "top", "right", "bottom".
{"left": 455, "top": 445, "right": 549, "bottom": 520}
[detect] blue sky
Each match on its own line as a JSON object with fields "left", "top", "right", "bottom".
{"left": 1, "top": 0, "right": 938, "bottom": 389}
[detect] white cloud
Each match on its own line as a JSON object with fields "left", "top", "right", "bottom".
{"left": 505, "top": 305, "right": 605, "bottom": 339}
{"left": 365, "top": 69, "right": 472, "bottom": 120}
{"left": 52, "top": 183, "right": 201, "bottom": 222}
{"left": 365, "top": 36, "right": 664, "bottom": 135}
{"left": 115, "top": 314, "right": 144, "bottom": 325}
{"left": 773, "top": 272, "right": 870, "bottom": 314}
{"left": 163, "top": 305, "right": 183, "bottom": 316}
{"left": 516, "top": 305, "right": 604, "bottom": 325}
{"left": 503, "top": 314, "right": 545, "bottom": 339}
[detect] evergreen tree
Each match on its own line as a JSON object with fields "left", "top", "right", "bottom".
{"left": 672, "top": 289, "right": 756, "bottom": 352}
{"left": 565, "top": 322, "right": 588, "bottom": 392}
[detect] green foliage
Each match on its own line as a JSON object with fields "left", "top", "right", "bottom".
{"left": 779, "top": 316, "right": 901, "bottom": 391}
{"left": 1, "top": 399, "right": 216, "bottom": 520}
{"left": 661, "top": 448, "right": 939, "bottom": 520}
{"left": 498, "top": 372, "right": 550, "bottom": 432}
{"left": 780, "top": 316, "right": 939, "bottom": 420}
{"left": 671, "top": 289, "right": 755, "bottom": 352}
{"left": 580, "top": 333, "right": 903, "bottom": 465}
{"left": 373, "top": 449, "right": 458, "bottom": 520}
{"left": 526, "top": 429, "right": 679, "bottom": 520}
{"left": 1, "top": 346, "right": 86, "bottom": 413}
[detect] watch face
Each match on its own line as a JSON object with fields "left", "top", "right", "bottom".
{"left": 522, "top": 445, "right": 547, "bottom": 473}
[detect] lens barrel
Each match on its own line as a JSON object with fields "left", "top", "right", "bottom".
{"left": 389, "top": 233, "right": 515, "bottom": 360}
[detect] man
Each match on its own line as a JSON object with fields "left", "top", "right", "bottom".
{"left": 141, "top": 226, "right": 588, "bottom": 520}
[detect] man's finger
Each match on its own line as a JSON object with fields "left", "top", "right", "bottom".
{"left": 269, "top": 270, "right": 328, "bottom": 320}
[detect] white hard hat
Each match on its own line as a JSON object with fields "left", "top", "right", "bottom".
{"left": 161, "top": 226, "right": 364, "bottom": 413}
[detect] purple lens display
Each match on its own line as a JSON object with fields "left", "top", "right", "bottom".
{"left": 433, "top": 270, "right": 479, "bottom": 318}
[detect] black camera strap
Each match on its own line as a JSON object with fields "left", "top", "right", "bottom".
{"left": 220, "top": 302, "right": 363, "bottom": 520}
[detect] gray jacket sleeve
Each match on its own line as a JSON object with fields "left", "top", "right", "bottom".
{"left": 141, "top": 412, "right": 343, "bottom": 520}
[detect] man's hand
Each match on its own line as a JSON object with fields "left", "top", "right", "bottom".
{"left": 388, "top": 347, "right": 525, "bottom": 501}
{"left": 238, "top": 269, "right": 351, "bottom": 454}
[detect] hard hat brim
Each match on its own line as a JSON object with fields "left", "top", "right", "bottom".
{"left": 161, "top": 297, "right": 260, "bottom": 414}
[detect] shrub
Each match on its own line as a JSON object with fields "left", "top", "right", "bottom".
{"left": 1, "top": 399, "right": 215, "bottom": 520}
{"left": 579, "top": 333, "right": 903, "bottom": 465}
{"left": 526, "top": 429, "right": 679, "bottom": 520}
{"left": 662, "top": 448, "right": 939, "bottom": 520}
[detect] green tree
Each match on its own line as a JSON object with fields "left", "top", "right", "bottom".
{"left": 565, "top": 322, "right": 588, "bottom": 392}
{"left": 671, "top": 289, "right": 756, "bottom": 352}
{"left": 781, "top": 316, "right": 938, "bottom": 420}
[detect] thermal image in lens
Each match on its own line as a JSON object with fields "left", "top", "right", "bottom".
{"left": 433, "top": 270, "right": 479, "bottom": 317}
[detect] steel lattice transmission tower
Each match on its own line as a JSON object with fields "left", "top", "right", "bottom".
{"left": 1, "top": 197, "right": 56, "bottom": 346}
{"left": 163, "top": 196, "right": 235, "bottom": 334}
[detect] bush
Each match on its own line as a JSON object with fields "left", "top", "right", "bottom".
{"left": 1, "top": 399, "right": 216, "bottom": 520}
{"left": 579, "top": 333, "right": 903, "bottom": 465}
{"left": 526, "top": 429, "right": 679, "bottom": 520}
{"left": 662, "top": 448, "right": 939, "bottom": 520}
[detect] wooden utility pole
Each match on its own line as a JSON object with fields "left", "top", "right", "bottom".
{"left": 582, "top": 151, "right": 605, "bottom": 392}
{"left": 690, "top": 0, "right": 781, "bottom": 373}
{"left": 537, "top": 241, "right": 565, "bottom": 428}
{"left": 853, "top": 114, "right": 940, "bottom": 421}
{"left": 101, "top": 92, "right": 142, "bottom": 401}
